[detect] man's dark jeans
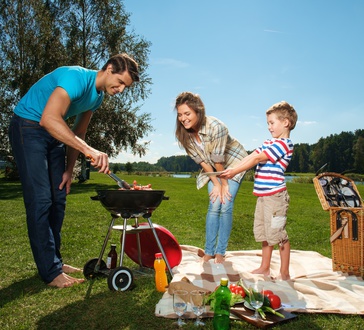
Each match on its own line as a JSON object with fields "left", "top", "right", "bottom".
{"left": 9, "top": 114, "right": 66, "bottom": 283}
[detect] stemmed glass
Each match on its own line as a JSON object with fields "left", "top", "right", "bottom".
{"left": 173, "top": 289, "right": 188, "bottom": 327}
{"left": 248, "top": 283, "right": 264, "bottom": 319}
{"left": 190, "top": 290, "right": 206, "bottom": 326}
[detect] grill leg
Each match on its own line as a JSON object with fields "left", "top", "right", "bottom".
{"left": 96, "top": 216, "right": 117, "bottom": 272}
{"left": 119, "top": 217, "right": 128, "bottom": 267}
{"left": 146, "top": 217, "right": 173, "bottom": 277}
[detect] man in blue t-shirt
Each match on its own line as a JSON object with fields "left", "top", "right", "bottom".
{"left": 8, "top": 53, "right": 139, "bottom": 288}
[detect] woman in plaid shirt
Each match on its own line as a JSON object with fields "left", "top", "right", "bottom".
{"left": 174, "top": 92, "right": 248, "bottom": 263}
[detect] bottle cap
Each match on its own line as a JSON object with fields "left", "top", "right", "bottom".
{"left": 220, "top": 278, "right": 229, "bottom": 286}
{"left": 111, "top": 244, "right": 117, "bottom": 248}
{"left": 155, "top": 252, "right": 162, "bottom": 258}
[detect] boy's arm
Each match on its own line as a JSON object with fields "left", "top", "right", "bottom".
{"left": 219, "top": 151, "right": 269, "bottom": 179}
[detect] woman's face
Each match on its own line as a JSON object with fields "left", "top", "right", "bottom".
{"left": 177, "top": 104, "right": 199, "bottom": 131}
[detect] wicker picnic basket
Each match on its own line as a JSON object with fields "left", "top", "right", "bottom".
{"left": 313, "top": 172, "right": 364, "bottom": 277}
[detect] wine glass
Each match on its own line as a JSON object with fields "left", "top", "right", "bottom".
{"left": 190, "top": 290, "right": 206, "bottom": 326}
{"left": 173, "top": 289, "right": 188, "bottom": 327}
{"left": 248, "top": 283, "right": 264, "bottom": 319}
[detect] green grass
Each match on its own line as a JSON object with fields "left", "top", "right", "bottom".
{"left": 1, "top": 173, "right": 364, "bottom": 329}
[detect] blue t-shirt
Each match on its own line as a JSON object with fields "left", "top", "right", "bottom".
{"left": 14, "top": 66, "right": 104, "bottom": 122}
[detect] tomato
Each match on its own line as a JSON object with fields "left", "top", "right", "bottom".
{"left": 235, "top": 286, "right": 246, "bottom": 298}
{"left": 263, "top": 290, "right": 274, "bottom": 298}
{"left": 268, "top": 294, "right": 281, "bottom": 309}
{"left": 229, "top": 284, "right": 237, "bottom": 293}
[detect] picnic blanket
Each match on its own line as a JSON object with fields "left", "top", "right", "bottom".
{"left": 155, "top": 245, "right": 364, "bottom": 318}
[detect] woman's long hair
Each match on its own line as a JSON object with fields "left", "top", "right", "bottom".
{"left": 174, "top": 92, "right": 206, "bottom": 153}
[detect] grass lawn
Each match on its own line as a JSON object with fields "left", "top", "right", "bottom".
{"left": 0, "top": 172, "right": 363, "bottom": 329}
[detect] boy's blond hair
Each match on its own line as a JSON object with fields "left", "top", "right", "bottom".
{"left": 266, "top": 101, "right": 298, "bottom": 130}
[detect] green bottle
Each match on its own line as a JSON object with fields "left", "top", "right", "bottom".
{"left": 213, "top": 278, "right": 232, "bottom": 330}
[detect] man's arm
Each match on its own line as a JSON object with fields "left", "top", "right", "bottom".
{"left": 39, "top": 87, "right": 109, "bottom": 173}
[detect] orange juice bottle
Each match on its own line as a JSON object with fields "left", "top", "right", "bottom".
{"left": 154, "top": 253, "right": 168, "bottom": 292}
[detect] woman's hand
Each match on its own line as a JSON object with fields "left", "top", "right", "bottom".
{"left": 220, "top": 183, "right": 232, "bottom": 204}
{"left": 209, "top": 183, "right": 222, "bottom": 203}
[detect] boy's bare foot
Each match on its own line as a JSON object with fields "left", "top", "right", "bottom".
{"left": 203, "top": 254, "right": 214, "bottom": 262}
{"left": 252, "top": 267, "right": 270, "bottom": 276}
{"left": 278, "top": 273, "right": 291, "bottom": 281}
{"left": 48, "top": 273, "right": 85, "bottom": 288}
{"left": 62, "top": 264, "right": 82, "bottom": 274}
{"left": 214, "top": 254, "right": 225, "bottom": 264}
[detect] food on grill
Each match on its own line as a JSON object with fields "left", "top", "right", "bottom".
{"left": 119, "top": 180, "right": 152, "bottom": 190}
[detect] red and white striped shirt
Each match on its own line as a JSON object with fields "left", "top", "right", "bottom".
{"left": 253, "top": 138, "right": 294, "bottom": 196}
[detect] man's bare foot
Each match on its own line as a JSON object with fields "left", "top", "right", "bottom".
{"left": 214, "top": 254, "right": 225, "bottom": 264}
{"left": 62, "top": 264, "right": 82, "bottom": 274}
{"left": 48, "top": 273, "right": 85, "bottom": 288}
{"left": 252, "top": 267, "right": 270, "bottom": 276}
{"left": 203, "top": 254, "right": 214, "bottom": 262}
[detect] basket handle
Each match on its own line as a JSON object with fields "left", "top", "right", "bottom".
{"left": 330, "top": 218, "right": 348, "bottom": 243}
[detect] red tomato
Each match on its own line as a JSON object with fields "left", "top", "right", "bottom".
{"left": 235, "top": 286, "right": 246, "bottom": 298}
{"left": 268, "top": 294, "right": 281, "bottom": 309}
{"left": 229, "top": 284, "right": 237, "bottom": 293}
{"left": 263, "top": 290, "right": 274, "bottom": 298}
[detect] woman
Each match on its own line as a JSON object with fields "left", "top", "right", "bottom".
{"left": 175, "top": 92, "right": 248, "bottom": 263}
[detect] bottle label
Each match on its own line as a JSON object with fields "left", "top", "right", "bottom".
{"left": 106, "top": 257, "right": 112, "bottom": 269}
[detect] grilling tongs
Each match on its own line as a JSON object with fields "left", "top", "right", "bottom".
{"left": 87, "top": 155, "right": 130, "bottom": 189}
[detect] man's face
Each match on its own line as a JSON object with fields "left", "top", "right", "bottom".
{"left": 104, "top": 64, "right": 133, "bottom": 96}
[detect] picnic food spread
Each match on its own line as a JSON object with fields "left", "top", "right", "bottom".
{"left": 206, "top": 279, "right": 284, "bottom": 320}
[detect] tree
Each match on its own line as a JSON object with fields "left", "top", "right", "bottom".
{"left": 125, "top": 162, "right": 133, "bottom": 175}
{"left": 0, "top": 0, "right": 153, "bottom": 166}
{"left": 353, "top": 136, "right": 364, "bottom": 173}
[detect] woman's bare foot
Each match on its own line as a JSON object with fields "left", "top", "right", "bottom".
{"left": 214, "top": 254, "right": 225, "bottom": 264}
{"left": 252, "top": 267, "right": 270, "bottom": 276}
{"left": 203, "top": 254, "right": 214, "bottom": 262}
{"left": 48, "top": 273, "right": 85, "bottom": 288}
{"left": 197, "top": 249, "right": 205, "bottom": 258}
{"left": 62, "top": 264, "right": 82, "bottom": 274}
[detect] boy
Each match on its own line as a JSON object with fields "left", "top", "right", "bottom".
{"left": 219, "top": 101, "right": 298, "bottom": 280}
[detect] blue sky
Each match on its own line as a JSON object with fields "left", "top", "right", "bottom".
{"left": 113, "top": 0, "right": 364, "bottom": 164}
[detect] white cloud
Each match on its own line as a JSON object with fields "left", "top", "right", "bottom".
{"left": 152, "top": 58, "right": 189, "bottom": 68}
{"left": 298, "top": 121, "right": 317, "bottom": 126}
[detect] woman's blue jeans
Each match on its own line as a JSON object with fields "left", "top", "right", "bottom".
{"left": 8, "top": 115, "right": 66, "bottom": 283}
{"left": 204, "top": 179, "right": 242, "bottom": 256}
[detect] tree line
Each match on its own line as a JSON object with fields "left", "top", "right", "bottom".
{"left": 110, "top": 129, "right": 364, "bottom": 175}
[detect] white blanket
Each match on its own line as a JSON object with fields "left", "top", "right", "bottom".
{"left": 155, "top": 245, "right": 364, "bottom": 317}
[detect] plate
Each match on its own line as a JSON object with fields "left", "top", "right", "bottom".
{"left": 204, "top": 171, "right": 224, "bottom": 176}
{"left": 244, "top": 301, "right": 282, "bottom": 312}
{"left": 123, "top": 223, "right": 182, "bottom": 268}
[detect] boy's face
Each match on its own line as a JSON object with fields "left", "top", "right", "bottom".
{"left": 267, "top": 113, "right": 290, "bottom": 139}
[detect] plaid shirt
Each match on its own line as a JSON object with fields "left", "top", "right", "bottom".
{"left": 186, "top": 116, "right": 248, "bottom": 189}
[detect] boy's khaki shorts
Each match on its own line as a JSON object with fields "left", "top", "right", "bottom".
{"left": 254, "top": 190, "right": 290, "bottom": 246}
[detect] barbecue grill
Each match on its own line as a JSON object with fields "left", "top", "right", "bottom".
{"left": 83, "top": 189, "right": 181, "bottom": 291}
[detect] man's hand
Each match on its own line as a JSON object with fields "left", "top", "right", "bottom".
{"left": 59, "top": 171, "right": 73, "bottom": 195}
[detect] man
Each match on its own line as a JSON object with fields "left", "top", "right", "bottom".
{"left": 8, "top": 53, "right": 139, "bottom": 288}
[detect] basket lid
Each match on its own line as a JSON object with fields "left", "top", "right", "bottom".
{"left": 313, "top": 172, "right": 362, "bottom": 211}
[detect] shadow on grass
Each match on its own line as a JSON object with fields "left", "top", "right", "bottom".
{"left": 36, "top": 278, "right": 174, "bottom": 330}
{"left": 0, "top": 274, "right": 45, "bottom": 307}
{"left": 0, "top": 177, "right": 111, "bottom": 200}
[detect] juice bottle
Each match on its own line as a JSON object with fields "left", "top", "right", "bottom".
{"left": 154, "top": 252, "right": 168, "bottom": 292}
